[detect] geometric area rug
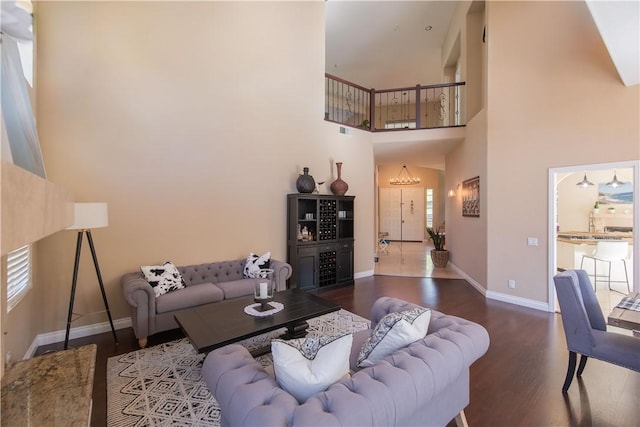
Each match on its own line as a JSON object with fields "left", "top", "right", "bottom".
{"left": 107, "top": 309, "right": 369, "bottom": 426}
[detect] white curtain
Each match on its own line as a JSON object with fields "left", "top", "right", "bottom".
{"left": 1, "top": 0, "right": 45, "bottom": 178}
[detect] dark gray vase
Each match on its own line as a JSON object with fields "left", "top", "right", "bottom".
{"left": 296, "top": 167, "right": 315, "bottom": 193}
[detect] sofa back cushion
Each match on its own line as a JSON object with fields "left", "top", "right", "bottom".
{"left": 156, "top": 282, "right": 224, "bottom": 314}
{"left": 179, "top": 259, "right": 245, "bottom": 286}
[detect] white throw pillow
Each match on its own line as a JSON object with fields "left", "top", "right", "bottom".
{"left": 140, "top": 261, "right": 186, "bottom": 297}
{"left": 356, "top": 307, "right": 431, "bottom": 368}
{"left": 243, "top": 252, "right": 271, "bottom": 278}
{"left": 271, "top": 334, "right": 352, "bottom": 403}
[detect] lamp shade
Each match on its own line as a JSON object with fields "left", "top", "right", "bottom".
{"left": 67, "top": 203, "right": 108, "bottom": 230}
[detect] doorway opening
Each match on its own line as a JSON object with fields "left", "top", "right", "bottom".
{"left": 548, "top": 161, "right": 639, "bottom": 317}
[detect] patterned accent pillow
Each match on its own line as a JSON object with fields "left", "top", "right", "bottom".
{"left": 140, "top": 261, "right": 186, "bottom": 297}
{"left": 356, "top": 307, "right": 431, "bottom": 368}
{"left": 271, "top": 334, "right": 352, "bottom": 403}
{"left": 243, "top": 252, "right": 271, "bottom": 278}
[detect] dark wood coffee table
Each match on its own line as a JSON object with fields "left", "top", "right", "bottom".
{"left": 174, "top": 288, "right": 340, "bottom": 354}
{"left": 608, "top": 292, "right": 640, "bottom": 334}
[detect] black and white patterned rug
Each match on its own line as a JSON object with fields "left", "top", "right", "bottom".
{"left": 107, "top": 309, "right": 369, "bottom": 426}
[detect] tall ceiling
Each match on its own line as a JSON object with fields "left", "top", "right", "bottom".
{"left": 325, "top": 1, "right": 460, "bottom": 169}
{"left": 326, "top": 1, "right": 457, "bottom": 90}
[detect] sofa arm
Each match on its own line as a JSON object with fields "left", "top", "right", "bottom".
{"left": 121, "top": 272, "right": 157, "bottom": 340}
{"left": 203, "top": 344, "right": 299, "bottom": 427}
{"left": 271, "top": 259, "right": 292, "bottom": 291}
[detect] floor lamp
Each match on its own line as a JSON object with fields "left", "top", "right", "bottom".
{"left": 65, "top": 203, "right": 118, "bottom": 350}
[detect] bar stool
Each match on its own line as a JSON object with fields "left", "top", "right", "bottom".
{"left": 580, "top": 241, "right": 630, "bottom": 293}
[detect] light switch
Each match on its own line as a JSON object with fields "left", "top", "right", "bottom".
{"left": 527, "top": 237, "right": 538, "bottom": 246}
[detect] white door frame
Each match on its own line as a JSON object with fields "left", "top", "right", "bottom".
{"left": 547, "top": 160, "right": 640, "bottom": 312}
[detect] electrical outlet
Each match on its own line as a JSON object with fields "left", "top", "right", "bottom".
{"left": 508, "top": 279, "right": 516, "bottom": 289}
{"left": 527, "top": 237, "right": 538, "bottom": 246}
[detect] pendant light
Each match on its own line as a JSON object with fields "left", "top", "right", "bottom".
{"left": 606, "top": 170, "right": 626, "bottom": 188}
{"left": 576, "top": 173, "right": 594, "bottom": 188}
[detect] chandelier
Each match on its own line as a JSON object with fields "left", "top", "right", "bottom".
{"left": 390, "top": 165, "right": 420, "bottom": 185}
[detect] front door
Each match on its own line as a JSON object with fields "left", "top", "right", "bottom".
{"left": 400, "top": 188, "right": 424, "bottom": 241}
{"left": 379, "top": 187, "right": 425, "bottom": 241}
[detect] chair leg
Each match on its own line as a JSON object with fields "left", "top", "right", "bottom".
{"left": 455, "top": 410, "right": 469, "bottom": 427}
{"left": 622, "top": 259, "right": 630, "bottom": 293}
{"left": 562, "top": 351, "right": 577, "bottom": 393}
{"left": 576, "top": 355, "right": 588, "bottom": 377}
{"left": 581, "top": 257, "right": 597, "bottom": 292}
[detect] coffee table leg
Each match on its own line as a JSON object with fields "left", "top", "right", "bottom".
{"left": 282, "top": 320, "right": 309, "bottom": 339}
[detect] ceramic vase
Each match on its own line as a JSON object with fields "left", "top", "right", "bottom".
{"left": 296, "top": 167, "right": 315, "bottom": 193}
{"left": 330, "top": 162, "right": 348, "bottom": 196}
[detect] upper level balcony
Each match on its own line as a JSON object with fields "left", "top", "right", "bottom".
{"left": 325, "top": 73, "right": 466, "bottom": 132}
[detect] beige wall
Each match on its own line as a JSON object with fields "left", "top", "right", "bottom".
{"left": 443, "top": 0, "right": 488, "bottom": 289}
{"left": 485, "top": 1, "right": 639, "bottom": 302}
{"left": 445, "top": 110, "right": 488, "bottom": 288}
{"left": 2, "top": 0, "right": 375, "bottom": 353}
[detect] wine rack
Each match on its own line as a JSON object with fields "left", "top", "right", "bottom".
{"left": 318, "top": 249, "right": 337, "bottom": 287}
{"left": 318, "top": 199, "right": 337, "bottom": 240}
{"left": 287, "top": 194, "right": 354, "bottom": 291}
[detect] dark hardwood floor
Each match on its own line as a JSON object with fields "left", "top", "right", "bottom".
{"left": 36, "top": 275, "right": 640, "bottom": 426}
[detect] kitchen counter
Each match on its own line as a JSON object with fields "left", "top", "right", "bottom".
{"left": 557, "top": 232, "right": 634, "bottom": 283}
{"left": 557, "top": 231, "right": 633, "bottom": 245}
{"left": 1, "top": 344, "right": 96, "bottom": 426}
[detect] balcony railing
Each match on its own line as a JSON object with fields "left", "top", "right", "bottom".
{"left": 325, "top": 73, "right": 466, "bottom": 131}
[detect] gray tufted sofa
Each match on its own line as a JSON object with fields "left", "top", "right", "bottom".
{"left": 122, "top": 258, "right": 292, "bottom": 348}
{"left": 203, "top": 296, "right": 490, "bottom": 427}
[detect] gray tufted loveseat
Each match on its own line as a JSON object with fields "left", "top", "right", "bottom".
{"left": 203, "top": 296, "right": 490, "bottom": 426}
{"left": 122, "top": 258, "right": 292, "bottom": 348}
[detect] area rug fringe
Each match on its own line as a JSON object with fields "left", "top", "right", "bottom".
{"left": 107, "top": 309, "right": 369, "bottom": 426}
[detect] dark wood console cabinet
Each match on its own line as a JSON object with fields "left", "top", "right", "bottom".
{"left": 287, "top": 194, "right": 354, "bottom": 290}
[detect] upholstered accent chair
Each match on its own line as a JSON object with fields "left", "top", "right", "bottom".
{"left": 553, "top": 269, "right": 640, "bottom": 392}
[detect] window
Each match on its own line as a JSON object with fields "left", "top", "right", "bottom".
{"left": 7, "top": 244, "right": 32, "bottom": 312}
{"left": 426, "top": 189, "right": 433, "bottom": 228}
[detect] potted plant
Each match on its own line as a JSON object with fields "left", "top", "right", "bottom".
{"left": 427, "top": 226, "right": 449, "bottom": 268}
{"left": 593, "top": 201, "right": 600, "bottom": 214}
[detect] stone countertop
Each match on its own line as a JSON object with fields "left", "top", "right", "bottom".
{"left": 557, "top": 231, "right": 634, "bottom": 245}
{"left": 1, "top": 344, "right": 96, "bottom": 426}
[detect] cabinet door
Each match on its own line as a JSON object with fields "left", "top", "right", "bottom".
{"left": 295, "top": 246, "right": 317, "bottom": 290}
{"left": 337, "top": 241, "right": 354, "bottom": 283}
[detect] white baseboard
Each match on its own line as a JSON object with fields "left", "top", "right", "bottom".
{"left": 449, "top": 262, "right": 486, "bottom": 296}
{"left": 355, "top": 269, "right": 374, "bottom": 279}
{"left": 449, "top": 262, "right": 549, "bottom": 312}
{"left": 485, "top": 291, "right": 550, "bottom": 312}
{"left": 24, "top": 317, "right": 132, "bottom": 359}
